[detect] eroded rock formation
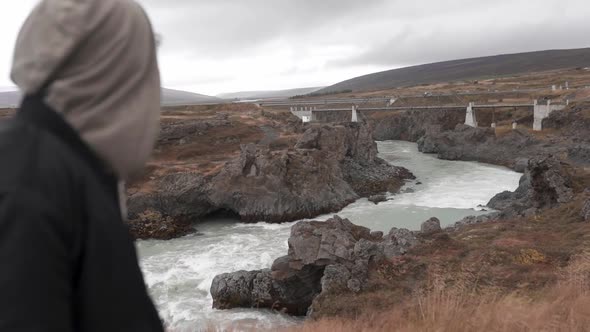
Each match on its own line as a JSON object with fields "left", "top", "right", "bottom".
{"left": 487, "top": 156, "right": 574, "bottom": 217}
{"left": 417, "top": 124, "right": 556, "bottom": 169}
{"left": 210, "top": 215, "right": 421, "bottom": 316}
{"left": 128, "top": 122, "right": 413, "bottom": 237}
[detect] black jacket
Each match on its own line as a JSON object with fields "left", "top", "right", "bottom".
{"left": 0, "top": 95, "right": 164, "bottom": 332}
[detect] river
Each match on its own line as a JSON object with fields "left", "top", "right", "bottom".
{"left": 137, "top": 141, "right": 522, "bottom": 331}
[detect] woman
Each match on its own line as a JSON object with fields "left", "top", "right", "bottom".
{"left": 0, "top": 0, "right": 164, "bottom": 331}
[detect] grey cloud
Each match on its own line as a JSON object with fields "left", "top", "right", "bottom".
{"left": 329, "top": 16, "right": 590, "bottom": 68}
{"left": 137, "top": 0, "right": 590, "bottom": 65}
{"left": 139, "top": 0, "right": 389, "bottom": 57}
{"left": 3, "top": 0, "right": 580, "bottom": 92}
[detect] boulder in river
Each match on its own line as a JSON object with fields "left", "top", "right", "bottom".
{"left": 128, "top": 122, "right": 414, "bottom": 233}
{"left": 210, "top": 215, "right": 419, "bottom": 316}
{"left": 126, "top": 210, "right": 195, "bottom": 240}
{"left": 368, "top": 194, "right": 388, "bottom": 205}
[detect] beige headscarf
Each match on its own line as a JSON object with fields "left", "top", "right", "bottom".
{"left": 11, "top": 0, "right": 161, "bottom": 181}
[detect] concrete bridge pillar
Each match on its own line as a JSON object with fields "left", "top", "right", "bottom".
{"left": 351, "top": 105, "right": 358, "bottom": 123}
{"left": 465, "top": 102, "right": 478, "bottom": 127}
{"left": 533, "top": 99, "right": 566, "bottom": 131}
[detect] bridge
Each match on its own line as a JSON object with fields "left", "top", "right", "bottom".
{"left": 289, "top": 100, "right": 566, "bottom": 131}
{"left": 259, "top": 87, "right": 549, "bottom": 108}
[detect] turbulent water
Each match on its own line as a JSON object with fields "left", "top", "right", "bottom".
{"left": 137, "top": 141, "right": 522, "bottom": 331}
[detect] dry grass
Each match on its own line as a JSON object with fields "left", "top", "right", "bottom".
{"left": 0, "top": 108, "right": 15, "bottom": 119}
{"left": 286, "top": 252, "right": 590, "bottom": 332}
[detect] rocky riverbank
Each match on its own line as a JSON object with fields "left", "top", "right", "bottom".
{"left": 210, "top": 215, "right": 425, "bottom": 316}
{"left": 367, "top": 101, "right": 590, "bottom": 171}
{"left": 210, "top": 117, "right": 590, "bottom": 320}
{"left": 210, "top": 169, "right": 590, "bottom": 321}
{"left": 127, "top": 106, "right": 413, "bottom": 239}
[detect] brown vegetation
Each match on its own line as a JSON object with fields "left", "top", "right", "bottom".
{"left": 287, "top": 253, "right": 590, "bottom": 332}
{"left": 296, "top": 68, "right": 590, "bottom": 108}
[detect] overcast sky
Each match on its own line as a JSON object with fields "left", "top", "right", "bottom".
{"left": 1, "top": 0, "right": 589, "bottom": 95}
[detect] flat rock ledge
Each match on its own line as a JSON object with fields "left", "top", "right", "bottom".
{"left": 210, "top": 215, "right": 426, "bottom": 316}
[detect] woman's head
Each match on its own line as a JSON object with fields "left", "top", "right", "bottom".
{"left": 11, "top": 0, "right": 161, "bottom": 180}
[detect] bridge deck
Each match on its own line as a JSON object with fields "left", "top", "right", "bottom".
{"left": 312, "top": 103, "right": 536, "bottom": 112}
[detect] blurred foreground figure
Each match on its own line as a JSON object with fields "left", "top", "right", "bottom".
{"left": 0, "top": 0, "right": 164, "bottom": 331}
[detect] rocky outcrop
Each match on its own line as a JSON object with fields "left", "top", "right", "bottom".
{"left": 421, "top": 217, "right": 442, "bottom": 234}
{"left": 487, "top": 157, "right": 574, "bottom": 217}
{"left": 368, "top": 194, "right": 388, "bottom": 205}
{"left": 128, "top": 122, "right": 413, "bottom": 230}
{"left": 210, "top": 216, "right": 419, "bottom": 316}
{"left": 208, "top": 143, "right": 358, "bottom": 222}
{"left": 341, "top": 158, "right": 414, "bottom": 197}
{"left": 416, "top": 124, "right": 561, "bottom": 169}
{"left": 413, "top": 105, "right": 590, "bottom": 171}
{"left": 126, "top": 210, "right": 195, "bottom": 240}
{"left": 128, "top": 173, "right": 213, "bottom": 221}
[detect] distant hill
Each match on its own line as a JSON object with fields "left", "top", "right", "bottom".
{"left": 0, "top": 88, "right": 220, "bottom": 108}
{"left": 161, "top": 88, "right": 221, "bottom": 106}
{"left": 318, "top": 48, "right": 590, "bottom": 94}
{"left": 217, "top": 87, "right": 324, "bottom": 100}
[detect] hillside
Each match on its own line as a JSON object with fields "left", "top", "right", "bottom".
{"left": 217, "top": 86, "right": 323, "bottom": 100}
{"left": 318, "top": 48, "right": 590, "bottom": 94}
{"left": 160, "top": 88, "right": 221, "bottom": 106}
{"left": 0, "top": 88, "right": 220, "bottom": 108}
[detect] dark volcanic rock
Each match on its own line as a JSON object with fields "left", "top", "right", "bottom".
{"left": 413, "top": 106, "right": 590, "bottom": 171}
{"left": 487, "top": 156, "right": 574, "bottom": 217}
{"left": 368, "top": 194, "right": 388, "bottom": 205}
{"left": 126, "top": 210, "right": 195, "bottom": 240}
{"left": 421, "top": 217, "right": 442, "bottom": 234}
{"left": 210, "top": 216, "right": 419, "bottom": 316}
{"left": 127, "top": 173, "right": 213, "bottom": 221}
{"left": 568, "top": 145, "right": 590, "bottom": 166}
{"left": 129, "top": 122, "right": 414, "bottom": 228}
{"left": 342, "top": 158, "right": 414, "bottom": 197}
{"left": 417, "top": 124, "right": 545, "bottom": 168}
{"left": 582, "top": 199, "right": 590, "bottom": 222}
{"left": 208, "top": 143, "right": 358, "bottom": 222}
